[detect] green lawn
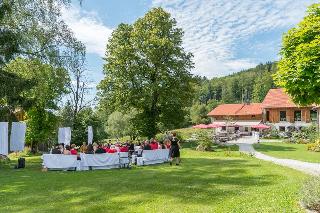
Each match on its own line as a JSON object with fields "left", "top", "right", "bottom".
{"left": 0, "top": 145, "right": 308, "bottom": 213}
{"left": 254, "top": 142, "right": 320, "bottom": 163}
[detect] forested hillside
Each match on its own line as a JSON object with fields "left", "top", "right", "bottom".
{"left": 189, "top": 62, "right": 278, "bottom": 124}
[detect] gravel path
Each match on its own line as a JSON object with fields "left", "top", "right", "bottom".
{"left": 228, "top": 137, "right": 320, "bottom": 176}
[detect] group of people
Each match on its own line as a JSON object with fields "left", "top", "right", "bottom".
{"left": 50, "top": 132, "right": 181, "bottom": 165}
{"left": 51, "top": 142, "right": 131, "bottom": 155}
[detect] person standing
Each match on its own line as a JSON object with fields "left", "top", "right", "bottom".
{"left": 169, "top": 132, "right": 181, "bottom": 166}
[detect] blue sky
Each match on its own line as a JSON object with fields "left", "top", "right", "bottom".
{"left": 62, "top": 0, "right": 318, "bottom": 97}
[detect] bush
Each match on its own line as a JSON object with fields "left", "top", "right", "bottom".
{"left": 0, "top": 155, "right": 11, "bottom": 169}
{"left": 300, "top": 177, "right": 320, "bottom": 212}
{"left": 302, "top": 124, "right": 318, "bottom": 143}
{"left": 307, "top": 140, "right": 320, "bottom": 152}
{"left": 285, "top": 124, "right": 318, "bottom": 144}
{"left": 263, "top": 125, "right": 280, "bottom": 139}
{"left": 196, "top": 130, "right": 213, "bottom": 151}
{"left": 196, "top": 140, "right": 212, "bottom": 151}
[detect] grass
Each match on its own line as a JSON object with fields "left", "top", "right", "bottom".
{"left": 0, "top": 144, "right": 309, "bottom": 212}
{"left": 254, "top": 142, "right": 320, "bottom": 163}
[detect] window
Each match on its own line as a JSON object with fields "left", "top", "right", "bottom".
{"left": 280, "top": 111, "right": 286, "bottom": 121}
{"left": 245, "top": 127, "right": 249, "bottom": 132}
{"left": 235, "top": 127, "right": 239, "bottom": 131}
{"left": 310, "top": 110, "right": 317, "bottom": 122}
{"left": 266, "top": 111, "right": 270, "bottom": 122}
{"left": 279, "top": 126, "right": 286, "bottom": 132}
{"left": 294, "top": 110, "right": 301, "bottom": 121}
{"left": 222, "top": 126, "right": 226, "bottom": 131}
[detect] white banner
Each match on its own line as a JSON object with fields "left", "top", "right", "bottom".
{"left": 88, "top": 126, "right": 93, "bottom": 144}
{"left": 58, "top": 127, "right": 71, "bottom": 145}
{"left": 10, "top": 122, "right": 27, "bottom": 152}
{"left": 0, "top": 122, "right": 8, "bottom": 155}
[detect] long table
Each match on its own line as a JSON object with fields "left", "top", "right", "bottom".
{"left": 141, "top": 149, "right": 170, "bottom": 165}
{"left": 42, "top": 149, "right": 170, "bottom": 171}
{"left": 42, "top": 154, "right": 78, "bottom": 170}
{"left": 80, "top": 153, "right": 120, "bottom": 170}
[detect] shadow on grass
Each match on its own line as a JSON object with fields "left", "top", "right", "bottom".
{"left": 254, "top": 143, "right": 298, "bottom": 152}
{"left": 0, "top": 156, "right": 281, "bottom": 212}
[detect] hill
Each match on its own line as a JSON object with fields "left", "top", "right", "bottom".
{"left": 189, "top": 62, "right": 278, "bottom": 124}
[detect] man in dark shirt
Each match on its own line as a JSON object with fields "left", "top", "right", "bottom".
{"left": 95, "top": 145, "right": 106, "bottom": 154}
{"left": 52, "top": 144, "right": 62, "bottom": 154}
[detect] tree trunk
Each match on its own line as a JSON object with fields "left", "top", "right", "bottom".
{"left": 148, "top": 91, "right": 159, "bottom": 138}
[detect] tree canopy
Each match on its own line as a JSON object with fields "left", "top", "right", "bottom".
{"left": 98, "top": 8, "right": 194, "bottom": 137}
{"left": 274, "top": 3, "right": 320, "bottom": 105}
{"left": 4, "top": 58, "right": 69, "bottom": 109}
{"left": 0, "top": 0, "right": 84, "bottom": 117}
{"left": 0, "top": 0, "right": 88, "bottom": 149}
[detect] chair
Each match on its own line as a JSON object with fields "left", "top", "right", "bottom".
{"left": 119, "top": 152, "right": 130, "bottom": 168}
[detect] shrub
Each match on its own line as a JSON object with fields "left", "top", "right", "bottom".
{"left": 300, "top": 177, "right": 320, "bottom": 212}
{"left": 307, "top": 140, "right": 320, "bottom": 152}
{"left": 0, "top": 155, "right": 11, "bottom": 169}
{"left": 196, "top": 140, "right": 212, "bottom": 151}
{"left": 302, "top": 124, "right": 318, "bottom": 143}
{"left": 263, "top": 125, "right": 280, "bottom": 139}
{"left": 196, "top": 130, "right": 213, "bottom": 151}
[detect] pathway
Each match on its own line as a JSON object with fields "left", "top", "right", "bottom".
{"left": 228, "top": 137, "right": 320, "bottom": 176}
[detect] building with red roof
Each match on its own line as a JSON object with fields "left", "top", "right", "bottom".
{"left": 262, "top": 88, "right": 317, "bottom": 131}
{"left": 207, "top": 103, "right": 263, "bottom": 132}
{"left": 207, "top": 88, "right": 317, "bottom": 132}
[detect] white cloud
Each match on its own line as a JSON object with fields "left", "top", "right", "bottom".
{"left": 61, "top": 6, "right": 113, "bottom": 57}
{"left": 152, "top": 0, "right": 318, "bottom": 77}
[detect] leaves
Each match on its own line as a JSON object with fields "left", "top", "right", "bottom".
{"left": 99, "top": 8, "right": 194, "bottom": 137}
{"left": 274, "top": 3, "right": 320, "bottom": 105}
{"left": 4, "top": 58, "right": 69, "bottom": 110}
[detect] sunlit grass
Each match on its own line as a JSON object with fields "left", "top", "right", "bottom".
{"left": 254, "top": 142, "right": 320, "bottom": 163}
{"left": 0, "top": 145, "right": 308, "bottom": 212}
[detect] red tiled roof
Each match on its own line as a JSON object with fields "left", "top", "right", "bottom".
{"left": 262, "top": 88, "right": 298, "bottom": 108}
{"left": 207, "top": 103, "right": 262, "bottom": 116}
{"left": 237, "top": 103, "right": 263, "bottom": 115}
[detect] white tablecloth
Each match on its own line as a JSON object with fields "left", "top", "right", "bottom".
{"left": 42, "top": 154, "right": 78, "bottom": 169}
{"left": 42, "top": 150, "right": 169, "bottom": 170}
{"left": 80, "top": 153, "right": 120, "bottom": 169}
{"left": 142, "top": 149, "right": 169, "bottom": 165}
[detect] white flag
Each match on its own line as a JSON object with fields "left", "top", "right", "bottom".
{"left": 10, "top": 122, "right": 27, "bottom": 152}
{"left": 88, "top": 126, "right": 93, "bottom": 144}
{"left": 58, "top": 127, "right": 71, "bottom": 145}
{"left": 0, "top": 122, "right": 8, "bottom": 155}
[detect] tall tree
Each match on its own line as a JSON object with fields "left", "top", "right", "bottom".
{"left": 99, "top": 8, "right": 194, "bottom": 137}
{"left": 274, "top": 3, "right": 320, "bottom": 105}
{"left": 5, "top": 58, "right": 69, "bottom": 149}
{"left": 0, "top": 0, "right": 85, "bottom": 117}
{"left": 67, "top": 56, "right": 93, "bottom": 121}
